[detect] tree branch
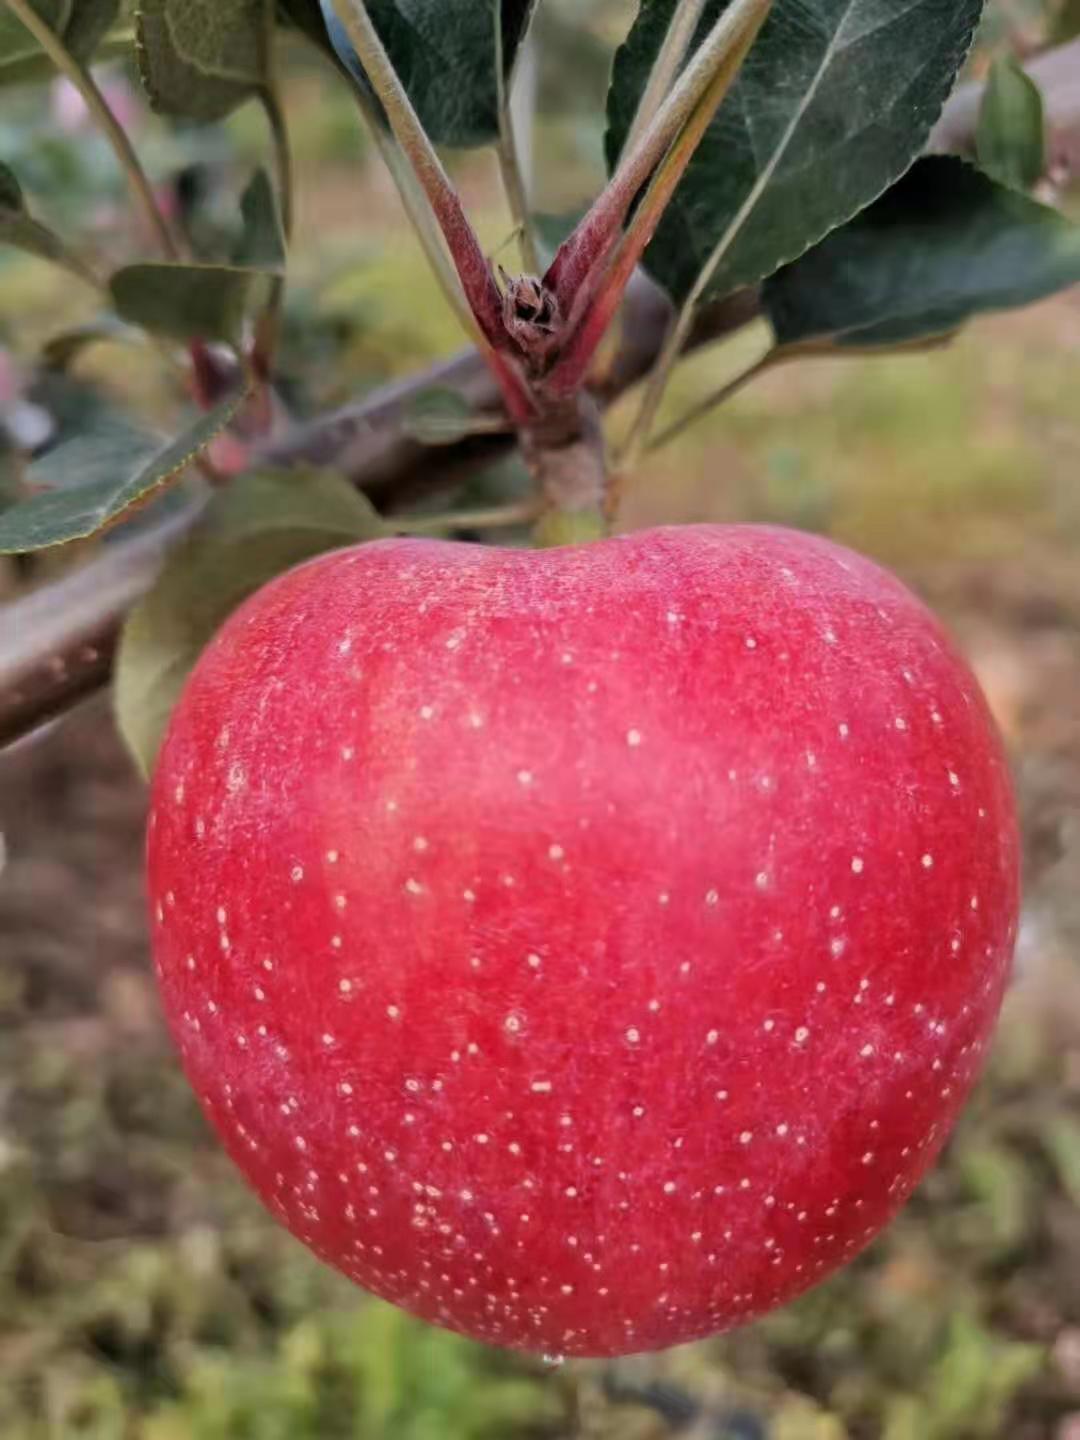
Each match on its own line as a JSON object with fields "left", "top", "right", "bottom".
{"left": 3, "top": 38, "right": 1079, "bottom": 753}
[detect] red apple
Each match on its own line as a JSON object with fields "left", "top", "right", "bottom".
{"left": 146, "top": 525, "right": 1018, "bottom": 1358}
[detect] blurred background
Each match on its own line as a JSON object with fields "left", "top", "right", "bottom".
{"left": 2, "top": 1, "right": 1080, "bottom": 1436}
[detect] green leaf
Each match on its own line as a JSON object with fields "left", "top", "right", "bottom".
{"left": 110, "top": 261, "right": 275, "bottom": 343}
{"left": 403, "top": 388, "right": 476, "bottom": 445}
{"left": 319, "top": 0, "right": 540, "bottom": 148}
{"left": 136, "top": 0, "right": 272, "bottom": 120}
{"left": 762, "top": 157, "right": 1080, "bottom": 349}
{"left": 233, "top": 167, "right": 287, "bottom": 268}
{"left": 0, "top": 162, "right": 98, "bottom": 285}
{"left": 115, "top": 467, "right": 387, "bottom": 775}
{"left": 606, "top": 0, "right": 984, "bottom": 305}
{"left": 976, "top": 54, "right": 1046, "bottom": 192}
{"left": 0, "top": 393, "right": 244, "bottom": 553}
{"left": 0, "top": 1, "right": 72, "bottom": 67}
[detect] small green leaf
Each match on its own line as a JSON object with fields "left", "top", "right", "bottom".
{"left": 606, "top": 0, "right": 984, "bottom": 305}
{"left": 976, "top": 55, "right": 1046, "bottom": 192}
{"left": 136, "top": 0, "right": 272, "bottom": 120}
{"left": 0, "top": 163, "right": 98, "bottom": 286}
{"left": 763, "top": 157, "right": 1080, "bottom": 350}
{"left": 319, "top": 0, "right": 541, "bottom": 148}
{"left": 115, "top": 467, "right": 387, "bottom": 775}
{"left": 233, "top": 167, "right": 287, "bottom": 269}
{"left": 403, "top": 388, "right": 477, "bottom": 446}
{"left": 110, "top": 261, "right": 274, "bottom": 343}
{"left": 0, "top": 1, "right": 72, "bottom": 67}
{"left": 0, "top": 393, "right": 244, "bottom": 553}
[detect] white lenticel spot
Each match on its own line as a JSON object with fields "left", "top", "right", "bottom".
{"left": 627, "top": 730, "right": 643, "bottom": 747}
{"left": 387, "top": 1005, "right": 401, "bottom": 1020}
{"left": 922, "top": 854, "right": 934, "bottom": 868}
{"left": 405, "top": 878, "right": 423, "bottom": 896}
{"left": 707, "top": 1029, "right": 719, "bottom": 1046}
{"left": 517, "top": 771, "right": 534, "bottom": 786}
{"left": 839, "top": 723, "right": 850, "bottom": 739}
{"left": 420, "top": 706, "right": 434, "bottom": 720}
{"left": 291, "top": 866, "right": 304, "bottom": 883}
{"left": 745, "top": 636, "right": 758, "bottom": 650}
{"left": 548, "top": 844, "right": 565, "bottom": 861}
{"left": 794, "top": 1027, "right": 810, "bottom": 1044}
{"left": 860, "top": 1044, "right": 875, "bottom": 1058}
{"left": 625, "top": 1027, "right": 641, "bottom": 1045}
{"left": 851, "top": 856, "right": 864, "bottom": 874}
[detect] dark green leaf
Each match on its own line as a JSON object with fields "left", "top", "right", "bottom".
{"left": 233, "top": 168, "right": 287, "bottom": 268}
{"left": 0, "top": 393, "right": 244, "bottom": 553}
{"left": 136, "top": 0, "right": 272, "bottom": 120}
{"left": 115, "top": 467, "right": 387, "bottom": 774}
{"left": 763, "top": 156, "right": 1080, "bottom": 349}
{"left": 607, "top": 0, "right": 984, "bottom": 305}
{"left": 976, "top": 55, "right": 1046, "bottom": 192}
{"left": 110, "top": 261, "right": 276, "bottom": 342}
{"left": 320, "top": 0, "right": 540, "bottom": 148}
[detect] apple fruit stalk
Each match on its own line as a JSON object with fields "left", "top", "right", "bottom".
{"left": 147, "top": 525, "right": 1018, "bottom": 1358}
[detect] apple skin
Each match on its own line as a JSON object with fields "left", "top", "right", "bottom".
{"left": 146, "top": 525, "right": 1019, "bottom": 1358}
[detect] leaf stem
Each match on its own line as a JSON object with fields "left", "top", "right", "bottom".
{"left": 328, "top": 0, "right": 506, "bottom": 348}
{"left": 620, "top": 0, "right": 711, "bottom": 160}
{"left": 621, "top": 15, "right": 820, "bottom": 471}
{"left": 495, "top": 6, "right": 540, "bottom": 274}
{"left": 645, "top": 350, "right": 779, "bottom": 452}
{"left": 392, "top": 497, "right": 544, "bottom": 535}
{"left": 544, "top": 0, "right": 772, "bottom": 337}
{"left": 3, "top": 0, "right": 180, "bottom": 261}
{"left": 544, "top": 0, "right": 771, "bottom": 398}
{"left": 253, "top": 51, "right": 295, "bottom": 382}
